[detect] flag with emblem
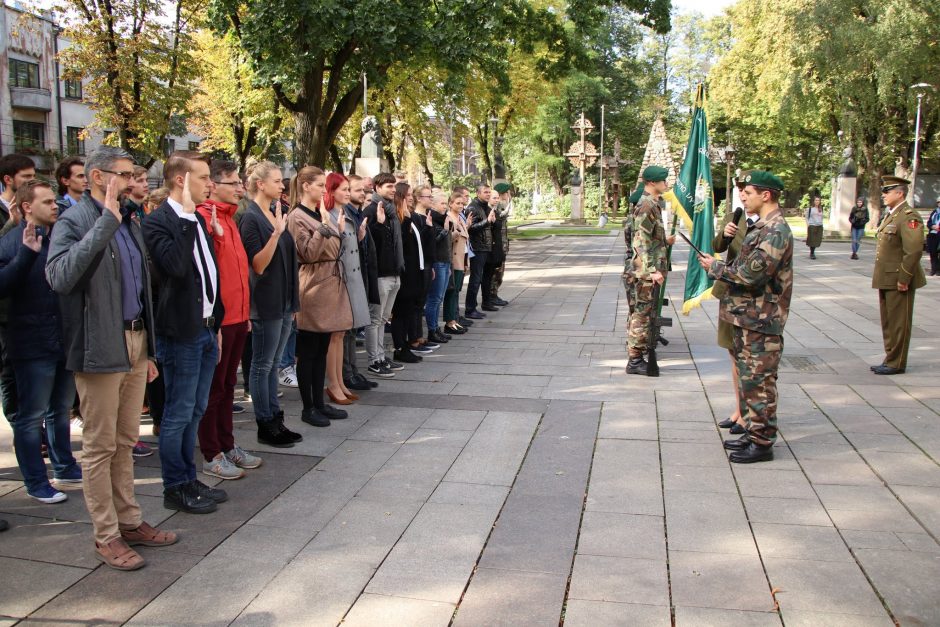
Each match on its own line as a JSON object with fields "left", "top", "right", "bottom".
{"left": 663, "top": 84, "right": 716, "bottom": 314}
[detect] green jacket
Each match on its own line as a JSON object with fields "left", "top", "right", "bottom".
{"left": 711, "top": 207, "right": 750, "bottom": 299}
{"left": 708, "top": 209, "right": 793, "bottom": 335}
{"left": 872, "top": 201, "right": 926, "bottom": 290}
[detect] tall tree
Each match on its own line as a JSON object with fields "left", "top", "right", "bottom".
{"left": 57, "top": 0, "right": 201, "bottom": 165}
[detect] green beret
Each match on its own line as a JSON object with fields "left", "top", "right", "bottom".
{"left": 629, "top": 184, "right": 643, "bottom": 205}
{"left": 493, "top": 182, "right": 512, "bottom": 194}
{"left": 642, "top": 165, "right": 668, "bottom": 182}
{"left": 744, "top": 170, "right": 784, "bottom": 191}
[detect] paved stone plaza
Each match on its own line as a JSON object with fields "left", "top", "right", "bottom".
{"left": 1, "top": 232, "right": 939, "bottom": 626}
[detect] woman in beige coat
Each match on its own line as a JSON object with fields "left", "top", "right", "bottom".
{"left": 286, "top": 166, "right": 352, "bottom": 428}
{"left": 443, "top": 191, "right": 471, "bottom": 335}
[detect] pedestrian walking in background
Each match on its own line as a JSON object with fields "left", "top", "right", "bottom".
{"left": 849, "top": 197, "right": 869, "bottom": 260}
{"left": 806, "top": 196, "right": 824, "bottom": 259}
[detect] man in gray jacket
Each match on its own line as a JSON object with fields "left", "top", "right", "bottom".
{"left": 46, "top": 146, "right": 178, "bottom": 571}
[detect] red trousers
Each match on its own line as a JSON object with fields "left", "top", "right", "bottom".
{"left": 198, "top": 322, "right": 248, "bottom": 460}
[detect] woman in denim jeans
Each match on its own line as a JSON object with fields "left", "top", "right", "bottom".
{"left": 425, "top": 190, "right": 453, "bottom": 342}
{"left": 239, "top": 161, "right": 301, "bottom": 448}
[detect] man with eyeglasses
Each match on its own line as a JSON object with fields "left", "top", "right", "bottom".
{"left": 47, "top": 146, "right": 177, "bottom": 571}
{"left": 870, "top": 175, "right": 925, "bottom": 375}
{"left": 194, "top": 160, "right": 261, "bottom": 480}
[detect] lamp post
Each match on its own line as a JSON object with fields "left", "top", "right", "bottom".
{"left": 724, "top": 131, "right": 735, "bottom": 212}
{"left": 910, "top": 83, "right": 934, "bottom": 206}
{"left": 488, "top": 115, "right": 499, "bottom": 183}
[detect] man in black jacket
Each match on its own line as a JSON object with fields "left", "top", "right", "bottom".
{"left": 464, "top": 184, "right": 496, "bottom": 319}
{"left": 142, "top": 151, "right": 225, "bottom": 515}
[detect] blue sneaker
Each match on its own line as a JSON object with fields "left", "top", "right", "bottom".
{"left": 54, "top": 466, "right": 83, "bottom": 484}
{"left": 28, "top": 484, "right": 68, "bottom": 504}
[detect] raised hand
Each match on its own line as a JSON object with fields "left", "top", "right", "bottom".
{"left": 425, "top": 211, "right": 433, "bottom": 227}
{"left": 104, "top": 175, "right": 122, "bottom": 222}
{"left": 274, "top": 208, "right": 287, "bottom": 236}
{"left": 181, "top": 172, "right": 196, "bottom": 214}
{"left": 487, "top": 208, "right": 496, "bottom": 223}
{"left": 358, "top": 216, "right": 369, "bottom": 241}
{"left": 376, "top": 203, "right": 386, "bottom": 224}
{"left": 22, "top": 222, "right": 41, "bottom": 252}
{"left": 337, "top": 205, "right": 346, "bottom": 233}
{"left": 210, "top": 205, "right": 223, "bottom": 237}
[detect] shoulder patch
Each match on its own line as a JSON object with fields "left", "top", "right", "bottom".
{"left": 909, "top": 220, "right": 922, "bottom": 229}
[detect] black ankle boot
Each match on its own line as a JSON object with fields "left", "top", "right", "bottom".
{"left": 164, "top": 482, "right": 217, "bottom": 514}
{"left": 301, "top": 408, "right": 330, "bottom": 428}
{"left": 625, "top": 355, "right": 648, "bottom": 375}
{"left": 274, "top": 411, "right": 303, "bottom": 442}
{"left": 320, "top": 404, "right": 348, "bottom": 420}
{"left": 257, "top": 420, "right": 295, "bottom": 448}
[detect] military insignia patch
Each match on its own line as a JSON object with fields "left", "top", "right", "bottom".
{"left": 749, "top": 258, "right": 767, "bottom": 273}
{"left": 908, "top": 220, "right": 921, "bottom": 229}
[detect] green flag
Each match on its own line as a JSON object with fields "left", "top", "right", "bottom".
{"left": 665, "top": 84, "right": 715, "bottom": 314}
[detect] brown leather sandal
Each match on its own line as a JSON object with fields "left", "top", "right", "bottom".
{"left": 121, "top": 521, "right": 178, "bottom": 547}
{"left": 96, "top": 538, "right": 146, "bottom": 571}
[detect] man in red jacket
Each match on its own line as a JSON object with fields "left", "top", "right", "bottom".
{"left": 196, "top": 160, "right": 261, "bottom": 480}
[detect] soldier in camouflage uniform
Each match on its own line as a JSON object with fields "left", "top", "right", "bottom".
{"left": 697, "top": 171, "right": 793, "bottom": 463}
{"left": 625, "top": 166, "right": 675, "bottom": 376}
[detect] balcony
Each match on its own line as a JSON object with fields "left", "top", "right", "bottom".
{"left": 10, "top": 87, "right": 52, "bottom": 111}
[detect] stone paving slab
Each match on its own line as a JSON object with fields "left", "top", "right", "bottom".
{"left": 5, "top": 235, "right": 940, "bottom": 624}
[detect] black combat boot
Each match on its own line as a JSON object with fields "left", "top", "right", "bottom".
{"left": 729, "top": 442, "right": 774, "bottom": 464}
{"left": 625, "top": 354, "right": 648, "bottom": 375}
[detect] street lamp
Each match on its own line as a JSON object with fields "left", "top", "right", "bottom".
{"left": 724, "top": 131, "right": 735, "bottom": 211}
{"left": 910, "top": 83, "right": 934, "bottom": 206}
{"left": 488, "top": 115, "right": 499, "bottom": 183}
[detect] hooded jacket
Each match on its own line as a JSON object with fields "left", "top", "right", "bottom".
{"left": 197, "top": 199, "right": 250, "bottom": 326}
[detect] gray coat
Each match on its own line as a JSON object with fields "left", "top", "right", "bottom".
{"left": 46, "top": 193, "right": 156, "bottom": 373}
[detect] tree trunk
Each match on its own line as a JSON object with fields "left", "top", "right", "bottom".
{"left": 329, "top": 144, "right": 344, "bottom": 173}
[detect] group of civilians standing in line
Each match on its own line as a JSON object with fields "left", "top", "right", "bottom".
{"left": 0, "top": 147, "right": 513, "bottom": 571}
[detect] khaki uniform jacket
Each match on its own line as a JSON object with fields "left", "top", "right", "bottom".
{"left": 707, "top": 209, "right": 794, "bottom": 335}
{"left": 287, "top": 205, "right": 353, "bottom": 334}
{"left": 872, "top": 202, "right": 926, "bottom": 290}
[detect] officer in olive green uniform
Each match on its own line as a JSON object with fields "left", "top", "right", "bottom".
{"left": 697, "top": 171, "right": 793, "bottom": 464}
{"left": 625, "top": 166, "right": 674, "bottom": 376}
{"left": 871, "top": 175, "right": 926, "bottom": 375}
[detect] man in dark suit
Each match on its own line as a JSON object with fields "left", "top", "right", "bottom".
{"left": 142, "top": 151, "right": 226, "bottom": 513}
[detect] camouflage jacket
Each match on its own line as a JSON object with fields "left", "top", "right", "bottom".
{"left": 626, "top": 193, "right": 669, "bottom": 281}
{"left": 707, "top": 208, "right": 793, "bottom": 335}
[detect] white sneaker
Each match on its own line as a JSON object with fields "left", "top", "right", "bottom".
{"left": 224, "top": 445, "right": 263, "bottom": 469}
{"left": 279, "top": 365, "right": 298, "bottom": 388}
{"left": 202, "top": 454, "right": 245, "bottom": 480}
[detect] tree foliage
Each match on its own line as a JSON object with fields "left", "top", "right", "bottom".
{"left": 56, "top": 0, "right": 202, "bottom": 166}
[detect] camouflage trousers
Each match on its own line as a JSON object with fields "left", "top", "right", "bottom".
{"left": 733, "top": 326, "right": 783, "bottom": 446}
{"left": 489, "top": 261, "right": 506, "bottom": 299}
{"left": 627, "top": 280, "right": 654, "bottom": 352}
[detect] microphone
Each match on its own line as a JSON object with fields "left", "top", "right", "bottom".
{"left": 724, "top": 207, "right": 743, "bottom": 245}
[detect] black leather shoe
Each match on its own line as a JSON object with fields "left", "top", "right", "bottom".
{"left": 0, "top": 519, "right": 8, "bottom": 532}
{"left": 870, "top": 363, "right": 885, "bottom": 371}
{"left": 257, "top": 420, "right": 295, "bottom": 448}
{"left": 356, "top": 373, "right": 379, "bottom": 388}
{"left": 428, "top": 329, "right": 450, "bottom": 343}
{"left": 482, "top": 304, "right": 499, "bottom": 312}
{"left": 873, "top": 365, "right": 905, "bottom": 375}
{"left": 465, "top": 310, "right": 486, "bottom": 320}
{"left": 164, "top": 483, "right": 217, "bottom": 514}
{"left": 729, "top": 422, "right": 747, "bottom": 435}
{"left": 445, "top": 324, "right": 466, "bottom": 335}
{"left": 718, "top": 418, "right": 735, "bottom": 429}
{"left": 301, "top": 408, "right": 330, "bottom": 427}
{"left": 320, "top": 404, "right": 348, "bottom": 420}
{"left": 723, "top": 435, "right": 751, "bottom": 450}
{"left": 492, "top": 297, "right": 509, "bottom": 306}
{"left": 345, "top": 376, "right": 372, "bottom": 391}
{"left": 193, "top": 479, "right": 228, "bottom": 503}
{"left": 458, "top": 316, "right": 474, "bottom": 326}
{"left": 394, "top": 348, "right": 422, "bottom": 363}
{"left": 730, "top": 442, "right": 774, "bottom": 463}
{"left": 625, "top": 356, "right": 649, "bottom": 375}
{"left": 274, "top": 412, "right": 303, "bottom": 442}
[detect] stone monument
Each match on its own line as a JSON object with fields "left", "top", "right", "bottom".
{"left": 569, "top": 170, "right": 583, "bottom": 220}
{"left": 354, "top": 115, "right": 389, "bottom": 177}
{"left": 827, "top": 146, "right": 856, "bottom": 236}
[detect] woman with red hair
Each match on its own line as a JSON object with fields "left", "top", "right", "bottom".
{"left": 323, "top": 172, "right": 370, "bottom": 406}
{"left": 286, "top": 167, "right": 352, "bottom": 427}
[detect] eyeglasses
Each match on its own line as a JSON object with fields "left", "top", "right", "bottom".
{"left": 100, "top": 169, "right": 134, "bottom": 179}
{"left": 881, "top": 185, "right": 900, "bottom": 194}
{"left": 215, "top": 180, "right": 245, "bottom": 188}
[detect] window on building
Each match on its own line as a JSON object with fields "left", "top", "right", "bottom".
{"left": 64, "top": 78, "right": 82, "bottom": 100}
{"left": 13, "top": 120, "right": 44, "bottom": 151}
{"left": 163, "top": 138, "right": 176, "bottom": 156}
{"left": 67, "top": 127, "right": 85, "bottom": 156}
{"left": 188, "top": 141, "right": 200, "bottom": 151}
{"left": 9, "top": 59, "right": 40, "bottom": 88}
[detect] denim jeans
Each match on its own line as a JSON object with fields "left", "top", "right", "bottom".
{"left": 465, "top": 250, "right": 490, "bottom": 312}
{"left": 851, "top": 227, "right": 865, "bottom": 254}
{"left": 12, "top": 357, "right": 78, "bottom": 493}
{"left": 425, "top": 262, "right": 451, "bottom": 331}
{"left": 366, "top": 276, "right": 400, "bottom": 364}
{"left": 251, "top": 312, "right": 293, "bottom": 423}
{"left": 156, "top": 329, "right": 219, "bottom": 489}
{"left": 279, "top": 319, "right": 297, "bottom": 369}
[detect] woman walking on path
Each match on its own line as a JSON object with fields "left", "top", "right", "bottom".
{"left": 849, "top": 198, "right": 869, "bottom": 260}
{"left": 806, "top": 196, "right": 824, "bottom": 259}
{"left": 287, "top": 167, "right": 353, "bottom": 427}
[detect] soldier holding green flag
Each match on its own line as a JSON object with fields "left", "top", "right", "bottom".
{"left": 624, "top": 166, "right": 674, "bottom": 376}
{"left": 696, "top": 171, "right": 793, "bottom": 464}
